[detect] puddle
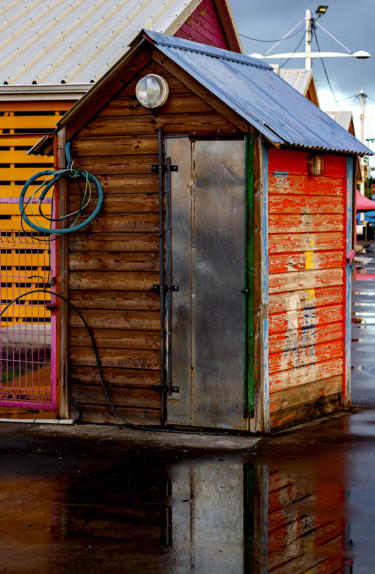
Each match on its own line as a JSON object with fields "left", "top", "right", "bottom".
{"left": 0, "top": 432, "right": 374, "bottom": 573}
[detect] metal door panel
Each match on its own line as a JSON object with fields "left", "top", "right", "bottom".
{"left": 193, "top": 140, "right": 246, "bottom": 428}
{"left": 167, "top": 138, "right": 193, "bottom": 424}
{"left": 167, "top": 137, "right": 247, "bottom": 430}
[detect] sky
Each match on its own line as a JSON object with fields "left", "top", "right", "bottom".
{"left": 230, "top": 0, "right": 375, "bottom": 166}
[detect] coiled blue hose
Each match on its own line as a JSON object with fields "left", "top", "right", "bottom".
{"left": 19, "top": 142, "right": 103, "bottom": 235}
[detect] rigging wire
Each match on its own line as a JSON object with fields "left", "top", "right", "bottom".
{"left": 279, "top": 30, "right": 306, "bottom": 68}
{"left": 239, "top": 24, "right": 305, "bottom": 43}
{"left": 313, "top": 27, "right": 340, "bottom": 107}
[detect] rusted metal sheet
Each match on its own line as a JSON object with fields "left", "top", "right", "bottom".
{"left": 167, "top": 137, "right": 248, "bottom": 430}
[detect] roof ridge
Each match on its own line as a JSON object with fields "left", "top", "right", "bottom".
{"left": 144, "top": 30, "right": 272, "bottom": 70}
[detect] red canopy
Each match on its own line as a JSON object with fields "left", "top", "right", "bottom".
{"left": 356, "top": 190, "right": 375, "bottom": 211}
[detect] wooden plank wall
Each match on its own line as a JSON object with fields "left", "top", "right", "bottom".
{"left": 175, "top": 0, "right": 229, "bottom": 48}
{"left": 67, "top": 60, "right": 240, "bottom": 424}
{"left": 268, "top": 149, "right": 346, "bottom": 431}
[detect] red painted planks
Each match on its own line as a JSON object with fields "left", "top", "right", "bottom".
{"left": 269, "top": 358, "right": 343, "bottom": 393}
{"left": 269, "top": 321, "right": 343, "bottom": 353}
{"left": 268, "top": 232, "right": 344, "bottom": 253}
{"left": 269, "top": 250, "right": 343, "bottom": 274}
{"left": 175, "top": 0, "right": 228, "bottom": 49}
{"left": 269, "top": 174, "right": 344, "bottom": 196}
{"left": 269, "top": 339, "right": 344, "bottom": 374}
{"left": 268, "top": 148, "right": 346, "bottom": 177}
{"left": 268, "top": 268, "right": 343, "bottom": 293}
{"left": 269, "top": 304, "right": 343, "bottom": 334}
{"left": 269, "top": 213, "right": 344, "bottom": 233}
{"left": 269, "top": 286, "right": 345, "bottom": 314}
{"left": 269, "top": 194, "right": 344, "bottom": 214}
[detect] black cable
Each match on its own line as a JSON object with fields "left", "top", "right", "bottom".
{"left": 0, "top": 289, "right": 229, "bottom": 435}
{"left": 279, "top": 30, "right": 306, "bottom": 68}
{"left": 313, "top": 28, "right": 339, "bottom": 106}
{"left": 240, "top": 25, "right": 305, "bottom": 43}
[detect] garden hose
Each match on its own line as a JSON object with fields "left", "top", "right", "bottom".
{"left": 19, "top": 142, "right": 103, "bottom": 235}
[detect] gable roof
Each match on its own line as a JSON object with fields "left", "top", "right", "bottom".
{"left": 56, "top": 30, "right": 371, "bottom": 156}
{"left": 279, "top": 69, "right": 320, "bottom": 107}
{"left": 0, "top": 0, "right": 241, "bottom": 93}
{"left": 325, "top": 111, "right": 356, "bottom": 135}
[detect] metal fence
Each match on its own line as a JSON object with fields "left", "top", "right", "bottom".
{"left": 0, "top": 231, "right": 55, "bottom": 409}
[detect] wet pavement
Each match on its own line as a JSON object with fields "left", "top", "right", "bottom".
{"left": 1, "top": 249, "right": 375, "bottom": 573}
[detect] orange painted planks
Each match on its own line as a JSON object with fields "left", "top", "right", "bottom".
{"left": 269, "top": 376, "right": 343, "bottom": 413}
{"left": 269, "top": 268, "right": 343, "bottom": 293}
{"left": 269, "top": 213, "right": 343, "bottom": 233}
{"left": 269, "top": 304, "right": 343, "bottom": 333}
{"left": 268, "top": 174, "right": 344, "bottom": 196}
{"left": 269, "top": 321, "right": 343, "bottom": 353}
{"left": 269, "top": 339, "right": 344, "bottom": 373}
{"left": 269, "top": 193, "right": 344, "bottom": 214}
{"left": 269, "top": 250, "right": 343, "bottom": 274}
{"left": 269, "top": 232, "right": 344, "bottom": 253}
{"left": 269, "top": 358, "right": 343, "bottom": 392}
{"left": 269, "top": 286, "right": 345, "bottom": 314}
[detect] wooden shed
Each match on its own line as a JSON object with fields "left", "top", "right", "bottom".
{"left": 0, "top": 0, "right": 242, "bottom": 420}
{"left": 31, "top": 31, "right": 371, "bottom": 433}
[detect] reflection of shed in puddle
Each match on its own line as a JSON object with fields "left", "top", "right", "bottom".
{"left": 62, "top": 459, "right": 350, "bottom": 572}
{"left": 34, "top": 31, "right": 371, "bottom": 432}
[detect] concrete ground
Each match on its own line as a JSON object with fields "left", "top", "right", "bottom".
{"left": 1, "top": 250, "right": 375, "bottom": 573}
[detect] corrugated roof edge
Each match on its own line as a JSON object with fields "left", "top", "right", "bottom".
{"left": 32, "top": 30, "right": 373, "bottom": 157}
{"left": 144, "top": 30, "right": 272, "bottom": 69}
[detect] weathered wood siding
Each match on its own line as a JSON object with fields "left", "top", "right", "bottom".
{"left": 268, "top": 149, "right": 346, "bottom": 431}
{"left": 175, "top": 0, "right": 229, "bottom": 49}
{"left": 67, "top": 59, "right": 241, "bottom": 424}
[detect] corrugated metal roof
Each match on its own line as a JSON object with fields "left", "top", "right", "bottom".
{"left": 325, "top": 111, "right": 354, "bottom": 133}
{"left": 280, "top": 69, "right": 313, "bottom": 97}
{"left": 144, "top": 31, "right": 371, "bottom": 155}
{"left": 0, "top": 0, "right": 207, "bottom": 87}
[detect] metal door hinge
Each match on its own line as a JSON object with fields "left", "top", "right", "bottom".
{"left": 152, "top": 284, "right": 179, "bottom": 293}
{"left": 152, "top": 384, "right": 180, "bottom": 394}
{"left": 151, "top": 165, "right": 178, "bottom": 173}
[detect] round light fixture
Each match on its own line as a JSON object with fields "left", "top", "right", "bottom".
{"left": 308, "top": 154, "right": 325, "bottom": 177}
{"left": 135, "top": 74, "right": 169, "bottom": 109}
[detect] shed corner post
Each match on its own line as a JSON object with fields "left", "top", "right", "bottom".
{"left": 344, "top": 154, "right": 354, "bottom": 409}
{"left": 254, "top": 137, "right": 270, "bottom": 434}
{"left": 55, "top": 127, "right": 69, "bottom": 419}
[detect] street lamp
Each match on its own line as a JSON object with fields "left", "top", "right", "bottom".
{"left": 250, "top": 7, "right": 370, "bottom": 70}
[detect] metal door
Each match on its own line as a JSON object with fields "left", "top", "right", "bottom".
{"left": 166, "top": 138, "right": 248, "bottom": 430}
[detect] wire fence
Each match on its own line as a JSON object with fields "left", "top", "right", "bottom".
{"left": 0, "top": 231, "right": 53, "bottom": 408}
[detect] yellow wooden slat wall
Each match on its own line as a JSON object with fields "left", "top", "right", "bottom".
{"left": 0, "top": 101, "right": 73, "bottom": 326}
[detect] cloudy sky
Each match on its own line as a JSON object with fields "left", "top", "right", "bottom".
{"left": 230, "top": 0, "right": 375, "bottom": 159}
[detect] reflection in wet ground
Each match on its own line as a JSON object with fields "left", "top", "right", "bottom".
{"left": 0, "top": 432, "right": 361, "bottom": 574}
{"left": 1, "top": 246, "right": 375, "bottom": 573}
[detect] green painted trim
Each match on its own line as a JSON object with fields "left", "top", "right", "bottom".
{"left": 244, "top": 135, "right": 254, "bottom": 418}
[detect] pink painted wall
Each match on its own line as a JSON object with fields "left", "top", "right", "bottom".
{"left": 175, "top": 0, "right": 229, "bottom": 49}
